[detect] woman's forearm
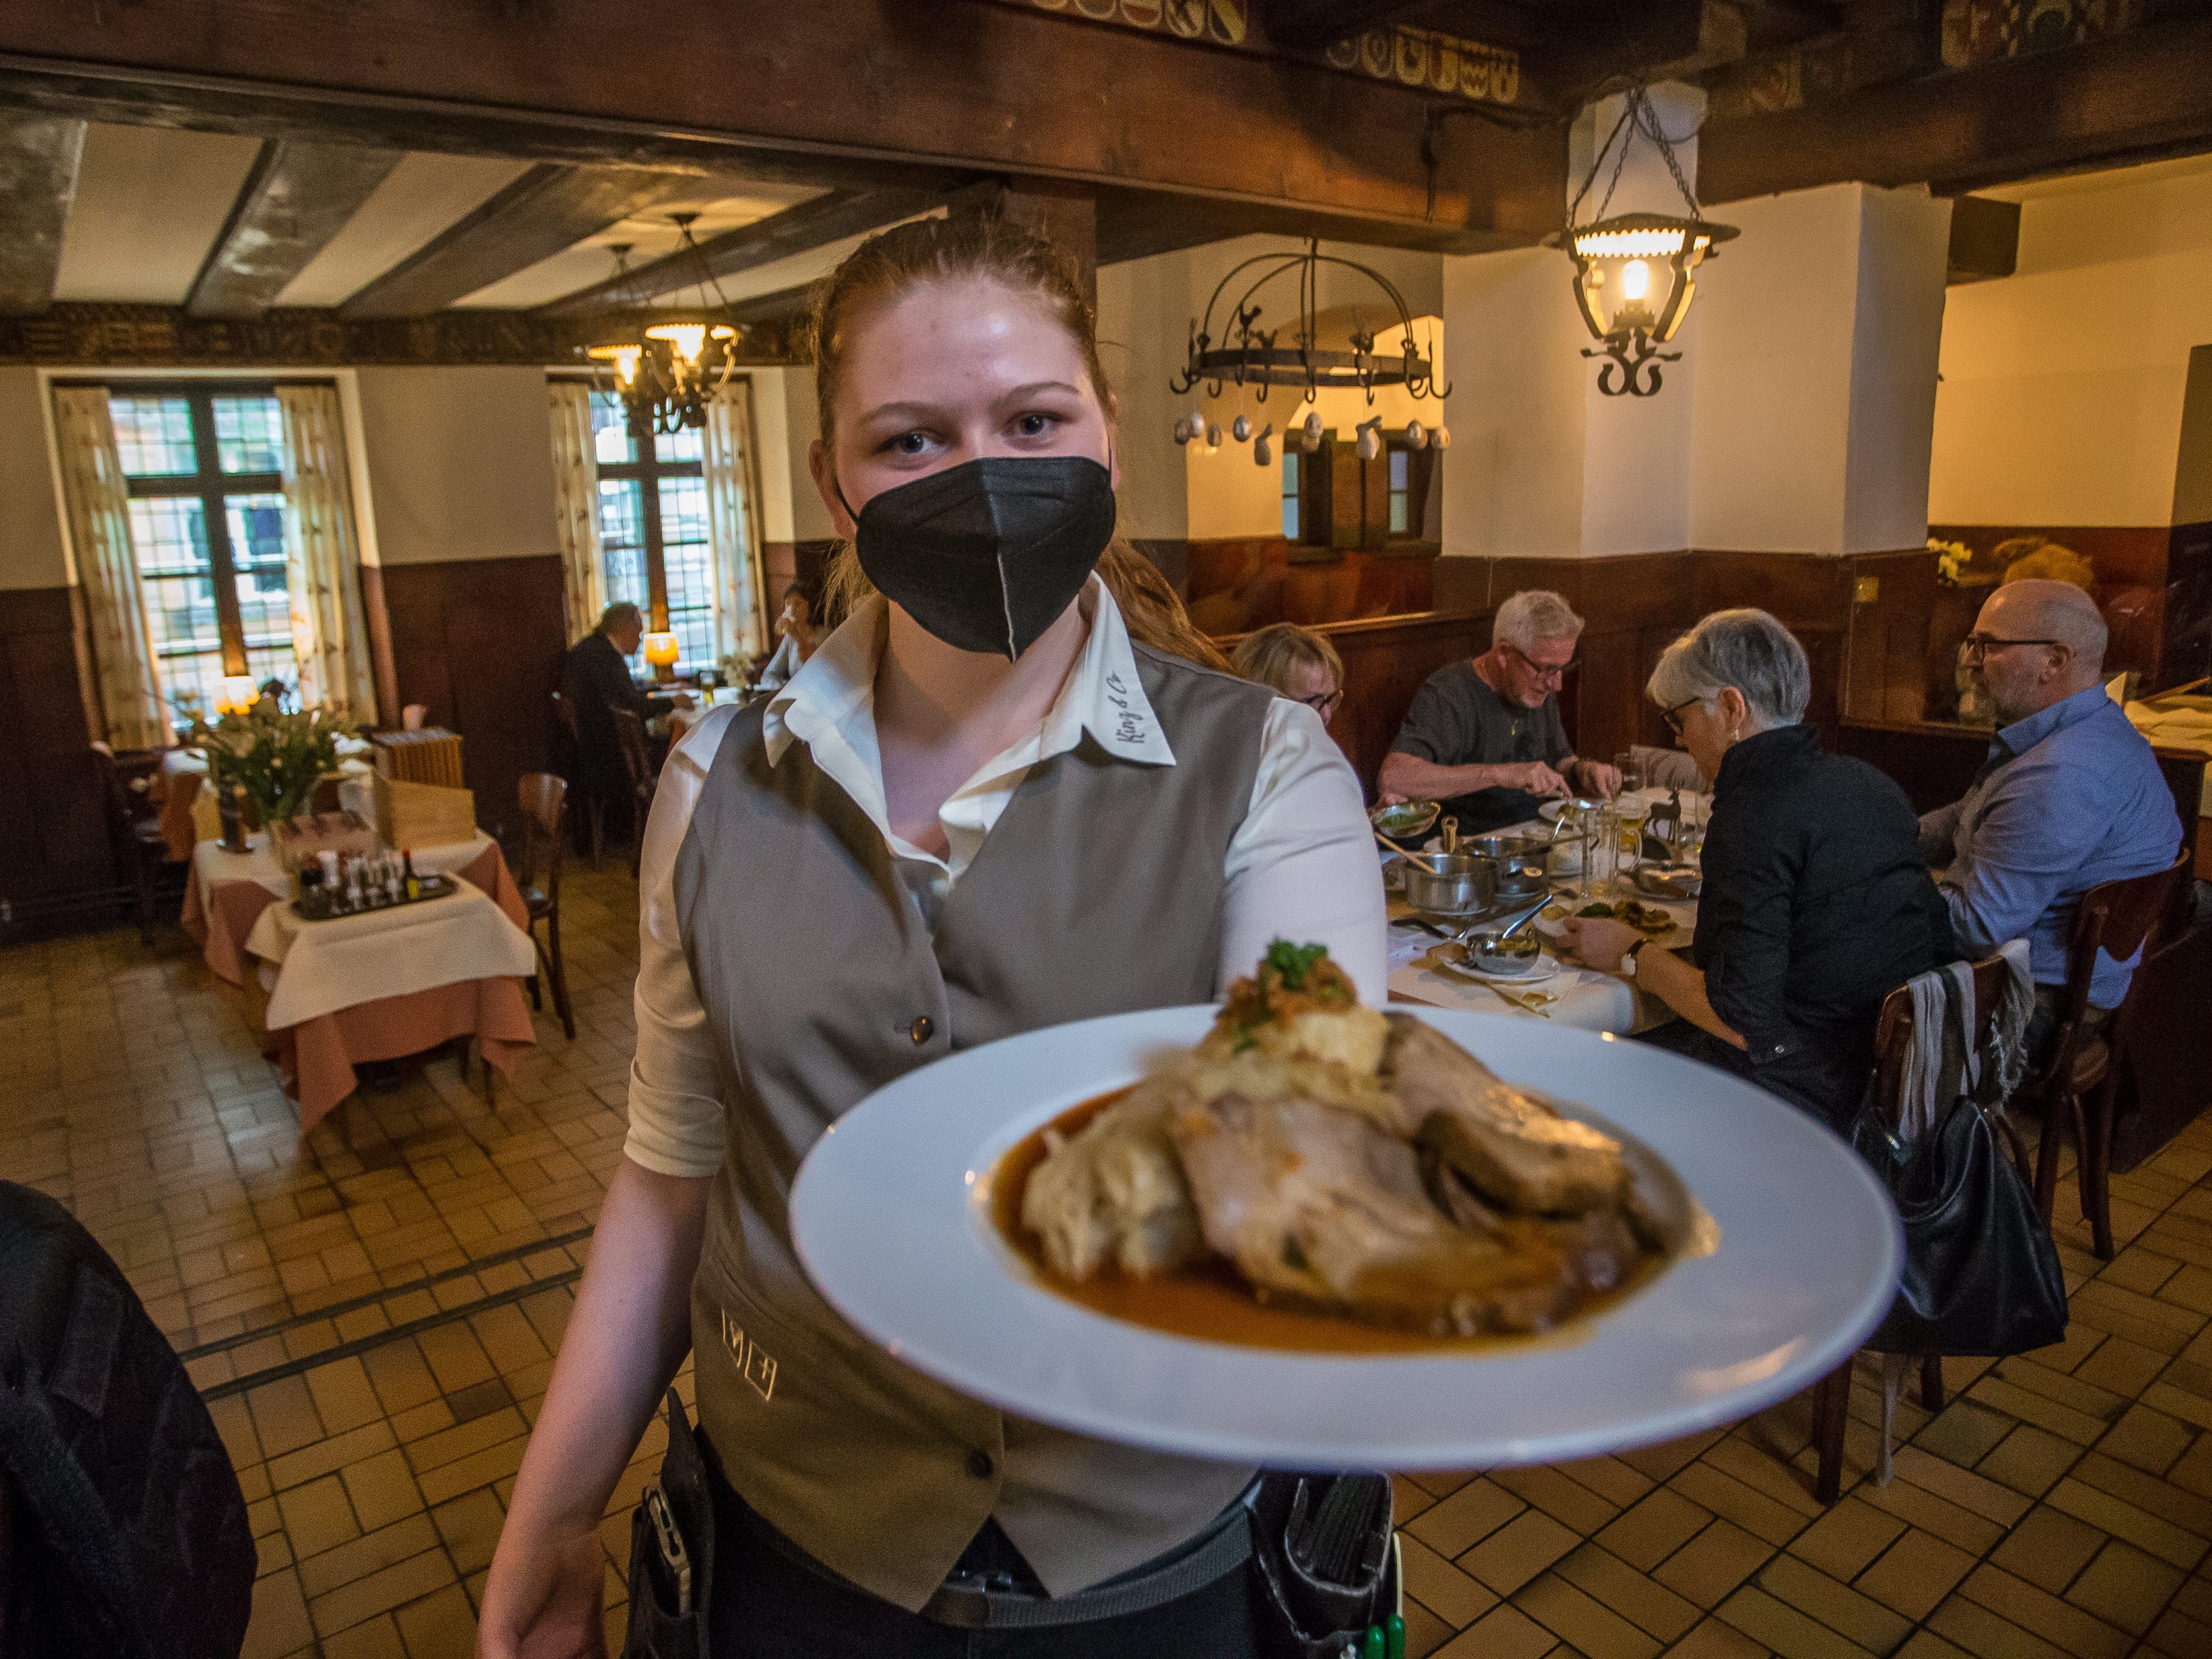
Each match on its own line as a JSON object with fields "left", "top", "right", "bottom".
{"left": 1639, "top": 947, "right": 1746, "bottom": 1049}
{"left": 502, "top": 1157, "right": 713, "bottom": 1536}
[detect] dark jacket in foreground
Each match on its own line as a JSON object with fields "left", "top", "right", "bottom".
{"left": 1690, "top": 723, "right": 1957, "bottom": 1128}
{"left": 561, "top": 630, "right": 670, "bottom": 808}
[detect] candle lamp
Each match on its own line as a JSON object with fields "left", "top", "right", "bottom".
{"left": 642, "top": 631, "right": 681, "bottom": 683}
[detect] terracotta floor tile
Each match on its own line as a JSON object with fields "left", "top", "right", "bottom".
{"left": 308, "top": 1549, "right": 456, "bottom": 1641}
{"left": 1463, "top": 1509, "right": 1585, "bottom": 1597}
{"left": 1955, "top": 1565, "right": 2131, "bottom": 1659}
{"left": 1496, "top": 1466, "right": 1627, "bottom": 1535}
{"left": 1553, "top": 1543, "right": 1703, "bottom": 1644}
{"left": 1925, "top": 1596, "right": 2075, "bottom": 1659}
{"left": 246, "top": 1375, "right": 326, "bottom": 1461}
{"left": 341, "top": 1447, "right": 424, "bottom": 1534}
{"left": 1654, "top": 1520, "right": 1776, "bottom": 1611}
{"left": 1433, "top": 1601, "right": 1562, "bottom": 1659}
{"left": 1978, "top": 1424, "right": 2088, "bottom": 1499}
{"left": 2142, "top": 1604, "right": 2212, "bottom": 1657}
{"left": 1755, "top": 1555, "right": 1909, "bottom": 1657}
{"left": 1404, "top": 1532, "right": 1501, "bottom": 1628}
{"left": 393, "top": 1581, "right": 478, "bottom": 1659}
{"left": 238, "top": 1566, "right": 313, "bottom": 1659}
{"left": 1408, "top": 1477, "right": 1526, "bottom": 1559}
{"left": 2070, "top": 1339, "right": 2170, "bottom": 1402}
{"left": 2062, "top": 1540, "right": 2184, "bottom": 1638}
{"left": 430, "top": 1488, "right": 509, "bottom": 1577}
{"left": 1856, "top": 1475, "right": 2007, "bottom": 1557}
{"left": 1668, "top": 1463, "right": 1812, "bottom": 1550}
{"left": 1600, "top": 1488, "right": 1717, "bottom": 1574}
{"left": 1518, "top": 1571, "right": 1666, "bottom": 1659}
{"left": 276, "top": 1472, "right": 361, "bottom": 1559}
{"left": 1789, "top": 1498, "right": 1905, "bottom": 1585}
{"left": 1852, "top": 1528, "right": 1978, "bottom": 1624}
{"left": 304, "top": 1355, "right": 385, "bottom": 1439}
{"left": 321, "top": 1614, "right": 407, "bottom": 1659}
{"left": 2066, "top": 1451, "right": 2212, "bottom": 1540}
{"left": 2095, "top": 1406, "right": 2195, "bottom": 1477}
{"left": 1712, "top": 1585, "right": 1876, "bottom": 1659}
{"left": 1918, "top": 1402, "right": 2021, "bottom": 1470}
{"left": 1989, "top": 1505, "right": 2110, "bottom": 1596}
{"left": 1888, "top": 1633, "right": 1973, "bottom": 1659}
{"left": 1402, "top": 1598, "right": 1458, "bottom": 1659}
{"left": 1663, "top": 1617, "right": 1775, "bottom": 1659}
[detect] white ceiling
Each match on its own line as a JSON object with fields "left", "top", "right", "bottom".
{"left": 54, "top": 124, "right": 265, "bottom": 304}
{"left": 46, "top": 122, "right": 842, "bottom": 315}
{"left": 1983, "top": 150, "right": 2212, "bottom": 204}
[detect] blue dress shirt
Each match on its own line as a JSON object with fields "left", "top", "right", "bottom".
{"left": 1920, "top": 685, "right": 2181, "bottom": 1008}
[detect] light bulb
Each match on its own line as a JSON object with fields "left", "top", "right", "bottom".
{"left": 649, "top": 322, "right": 709, "bottom": 365}
{"left": 612, "top": 345, "right": 641, "bottom": 388}
{"left": 1620, "top": 260, "right": 1651, "bottom": 302}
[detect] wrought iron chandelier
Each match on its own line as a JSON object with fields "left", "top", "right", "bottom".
{"left": 1169, "top": 239, "right": 1448, "bottom": 455}
{"left": 1546, "top": 86, "right": 1737, "bottom": 398}
{"left": 584, "top": 214, "right": 743, "bottom": 436}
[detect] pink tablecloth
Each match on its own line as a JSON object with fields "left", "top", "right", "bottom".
{"left": 181, "top": 840, "right": 537, "bottom": 1130}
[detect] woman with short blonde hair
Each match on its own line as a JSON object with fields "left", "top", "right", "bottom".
{"left": 1231, "top": 622, "right": 1344, "bottom": 722}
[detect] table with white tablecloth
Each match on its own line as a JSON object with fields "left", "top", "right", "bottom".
{"left": 180, "top": 829, "right": 537, "bottom": 1129}
{"left": 152, "top": 737, "right": 375, "bottom": 861}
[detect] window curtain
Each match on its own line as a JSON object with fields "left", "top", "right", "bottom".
{"left": 277, "top": 384, "right": 378, "bottom": 723}
{"left": 548, "top": 380, "right": 606, "bottom": 644}
{"left": 51, "top": 385, "right": 172, "bottom": 749}
{"left": 704, "top": 379, "right": 768, "bottom": 666}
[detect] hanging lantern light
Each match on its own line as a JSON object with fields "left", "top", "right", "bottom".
{"left": 1545, "top": 85, "right": 1737, "bottom": 398}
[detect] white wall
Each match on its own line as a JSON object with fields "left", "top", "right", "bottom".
{"left": 1931, "top": 154, "right": 2212, "bottom": 526}
{"left": 1097, "top": 248, "right": 1193, "bottom": 541}
{"left": 0, "top": 367, "right": 70, "bottom": 589}
{"left": 749, "top": 365, "right": 835, "bottom": 542}
{"left": 352, "top": 366, "right": 558, "bottom": 565}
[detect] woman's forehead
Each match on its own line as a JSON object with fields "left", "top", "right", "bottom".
{"left": 841, "top": 277, "right": 1092, "bottom": 407}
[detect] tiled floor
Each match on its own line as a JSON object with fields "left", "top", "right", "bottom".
{"left": 7, "top": 860, "right": 2212, "bottom": 1659}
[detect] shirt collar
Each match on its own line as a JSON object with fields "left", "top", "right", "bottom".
{"left": 761, "top": 574, "right": 1175, "bottom": 773}
{"left": 1994, "top": 681, "right": 2112, "bottom": 759}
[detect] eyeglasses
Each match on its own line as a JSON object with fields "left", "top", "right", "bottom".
{"left": 1660, "top": 697, "right": 1703, "bottom": 737}
{"left": 1505, "top": 644, "right": 1577, "bottom": 686}
{"left": 1299, "top": 688, "right": 1343, "bottom": 718}
{"left": 1961, "top": 634, "right": 2062, "bottom": 659}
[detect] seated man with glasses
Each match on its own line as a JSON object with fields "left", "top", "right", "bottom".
{"left": 1921, "top": 578, "right": 2181, "bottom": 1060}
{"left": 1378, "top": 589, "right": 1620, "bottom": 833}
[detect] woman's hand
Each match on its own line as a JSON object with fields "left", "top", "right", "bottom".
{"left": 1562, "top": 915, "right": 1641, "bottom": 972}
{"left": 476, "top": 1517, "right": 608, "bottom": 1659}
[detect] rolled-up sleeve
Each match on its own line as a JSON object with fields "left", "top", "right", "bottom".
{"left": 623, "top": 710, "right": 734, "bottom": 1178}
{"left": 1221, "top": 700, "right": 1389, "bottom": 1004}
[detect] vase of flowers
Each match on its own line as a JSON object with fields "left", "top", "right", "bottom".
{"left": 193, "top": 700, "right": 356, "bottom": 840}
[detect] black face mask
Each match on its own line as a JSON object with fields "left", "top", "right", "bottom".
{"left": 846, "top": 455, "right": 1116, "bottom": 660}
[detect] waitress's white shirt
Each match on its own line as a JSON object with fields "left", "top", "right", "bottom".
{"left": 623, "top": 578, "right": 1387, "bottom": 1178}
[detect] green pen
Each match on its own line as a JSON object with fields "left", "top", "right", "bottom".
{"left": 1361, "top": 1625, "right": 1385, "bottom": 1659}
{"left": 1386, "top": 1613, "right": 1406, "bottom": 1659}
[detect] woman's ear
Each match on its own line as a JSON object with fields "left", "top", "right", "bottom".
{"left": 809, "top": 438, "right": 858, "bottom": 538}
{"left": 1718, "top": 685, "right": 1751, "bottom": 735}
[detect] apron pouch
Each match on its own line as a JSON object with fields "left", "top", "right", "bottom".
{"left": 1248, "top": 1473, "right": 1395, "bottom": 1659}
{"left": 621, "top": 1389, "right": 716, "bottom": 1659}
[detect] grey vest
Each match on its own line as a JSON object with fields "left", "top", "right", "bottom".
{"left": 673, "top": 642, "right": 1273, "bottom": 1611}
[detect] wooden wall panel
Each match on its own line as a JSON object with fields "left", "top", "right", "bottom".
{"left": 1185, "top": 538, "right": 1436, "bottom": 636}
{"left": 0, "top": 585, "right": 112, "bottom": 940}
{"left": 371, "top": 555, "right": 568, "bottom": 840}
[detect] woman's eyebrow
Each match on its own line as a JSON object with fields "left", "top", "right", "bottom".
{"left": 857, "top": 399, "right": 946, "bottom": 426}
{"left": 1000, "top": 380, "right": 1084, "bottom": 401}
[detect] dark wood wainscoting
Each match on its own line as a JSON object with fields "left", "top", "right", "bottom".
{"left": 0, "top": 585, "right": 111, "bottom": 939}
{"left": 1183, "top": 538, "right": 1438, "bottom": 636}
{"left": 363, "top": 555, "right": 568, "bottom": 839}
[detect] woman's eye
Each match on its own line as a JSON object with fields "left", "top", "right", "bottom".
{"left": 886, "top": 431, "right": 931, "bottom": 456}
{"left": 1014, "top": 412, "right": 1058, "bottom": 438}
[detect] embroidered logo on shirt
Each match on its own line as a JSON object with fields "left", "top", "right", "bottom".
{"left": 718, "top": 1307, "right": 778, "bottom": 1402}
{"left": 1103, "top": 670, "right": 1150, "bottom": 746}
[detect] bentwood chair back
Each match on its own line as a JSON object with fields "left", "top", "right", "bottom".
{"left": 515, "top": 772, "right": 575, "bottom": 1041}
{"left": 2026, "top": 848, "right": 2192, "bottom": 1258}
{"left": 610, "top": 707, "right": 657, "bottom": 877}
{"left": 549, "top": 690, "right": 605, "bottom": 870}
{"left": 89, "top": 741, "right": 173, "bottom": 947}
{"left": 1811, "top": 952, "right": 2023, "bottom": 1503}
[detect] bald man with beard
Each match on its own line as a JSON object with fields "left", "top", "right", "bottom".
{"left": 1920, "top": 578, "right": 2181, "bottom": 1062}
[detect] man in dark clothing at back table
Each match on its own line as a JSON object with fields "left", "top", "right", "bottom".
{"left": 1378, "top": 589, "right": 1621, "bottom": 834}
{"left": 561, "top": 601, "right": 693, "bottom": 832}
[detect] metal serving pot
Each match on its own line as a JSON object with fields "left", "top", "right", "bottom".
{"left": 1460, "top": 833, "right": 1549, "bottom": 900}
{"left": 1398, "top": 851, "right": 1496, "bottom": 918}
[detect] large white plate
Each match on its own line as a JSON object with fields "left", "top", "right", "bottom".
{"left": 790, "top": 1006, "right": 1900, "bottom": 1471}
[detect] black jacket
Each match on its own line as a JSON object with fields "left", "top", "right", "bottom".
{"left": 561, "top": 631, "right": 670, "bottom": 802}
{"left": 1693, "top": 724, "right": 1956, "bottom": 1127}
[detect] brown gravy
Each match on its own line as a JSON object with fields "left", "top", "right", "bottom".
{"left": 991, "top": 1088, "right": 1664, "bottom": 1355}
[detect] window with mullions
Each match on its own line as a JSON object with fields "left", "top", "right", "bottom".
{"left": 107, "top": 388, "right": 297, "bottom": 715}
{"left": 589, "top": 391, "right": 715, "bottom": 670}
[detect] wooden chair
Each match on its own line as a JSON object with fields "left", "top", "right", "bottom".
{"left": 610, "top": 707, "right": 657, "bottom": 877}
{"left": 1811, "top": 952, "right": 2029, "bottom": 1503}
{"left": 2024, "top": 849, "right": 2192, "bottom": 1260}
{"left": 550, "top": 690, "right": 605, "bottom": 870}
{"left": 516, "top": 772, "right": 576, "bottom": 1042}
{"left": 89, "top": 742, "right": 173, "bottom": 946}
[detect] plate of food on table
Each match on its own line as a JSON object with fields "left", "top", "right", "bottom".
{"left": 791, "top": 942, "right": 1900, "bottom": 1469}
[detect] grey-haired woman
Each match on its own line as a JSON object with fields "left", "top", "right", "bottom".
{"left": 1563, "top": 608, "right": 1955, "bottom": 1129}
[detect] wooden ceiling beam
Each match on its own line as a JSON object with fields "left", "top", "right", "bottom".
{"left": 339, "top": 163, "right": 706, "bottom": 319}
{"left": 1261, "top": 1, "right": 1432, "bottom": 49}
{"left": 0, "top": 113, "right": 84, "bottom": 317}
{"left": 1538, "top": 0, "right": 1750, "bottom": 92}
{"left": 185, "top": 137, "right": 403, "bottom": 319}
{"left": 538, "top": 185, "right": 949, "bottom": 318}
{"left": 1699, "top": 12, "right": 2212, "bottom": 203}
{"left": 0, "top": 0, "right": 1565, "bottom": 249}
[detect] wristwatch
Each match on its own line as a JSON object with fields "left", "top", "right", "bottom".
{"left": 1621, "top": 938, "right": 1649, "bottom": 980}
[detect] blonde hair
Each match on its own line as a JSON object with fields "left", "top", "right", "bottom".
{"left": 1230, "top": 623, "right": 1343, "bottom": 696}
{"left": 1996, "top": 537, "right": 2097, "bottom": 593}
{"left": 810, "top": 212, "right": 1227, "bottom": 672}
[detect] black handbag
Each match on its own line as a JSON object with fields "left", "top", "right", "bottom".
{"left": 1849, "top": 1094, "right": 2068, "bottom": 1357}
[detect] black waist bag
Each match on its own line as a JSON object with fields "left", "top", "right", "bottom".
{"left": 1850, "top": 1098, "right": 2068, "bottom": 1357}
{"left": 0, "top": 1181, "right": 255, "bottom": 1659}
{"left": 1248, "top": 1472, "right": 1396, "bottom": 1659}
{"left": 623, "top": 1388, "right": 714, "bottom": 1659}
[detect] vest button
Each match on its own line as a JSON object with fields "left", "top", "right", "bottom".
{"left": 966, "top": 1449, "right": 996, "bottom": 1480}
{"left": 911, "top": 1015, "right": 934, "bottom": 1045}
